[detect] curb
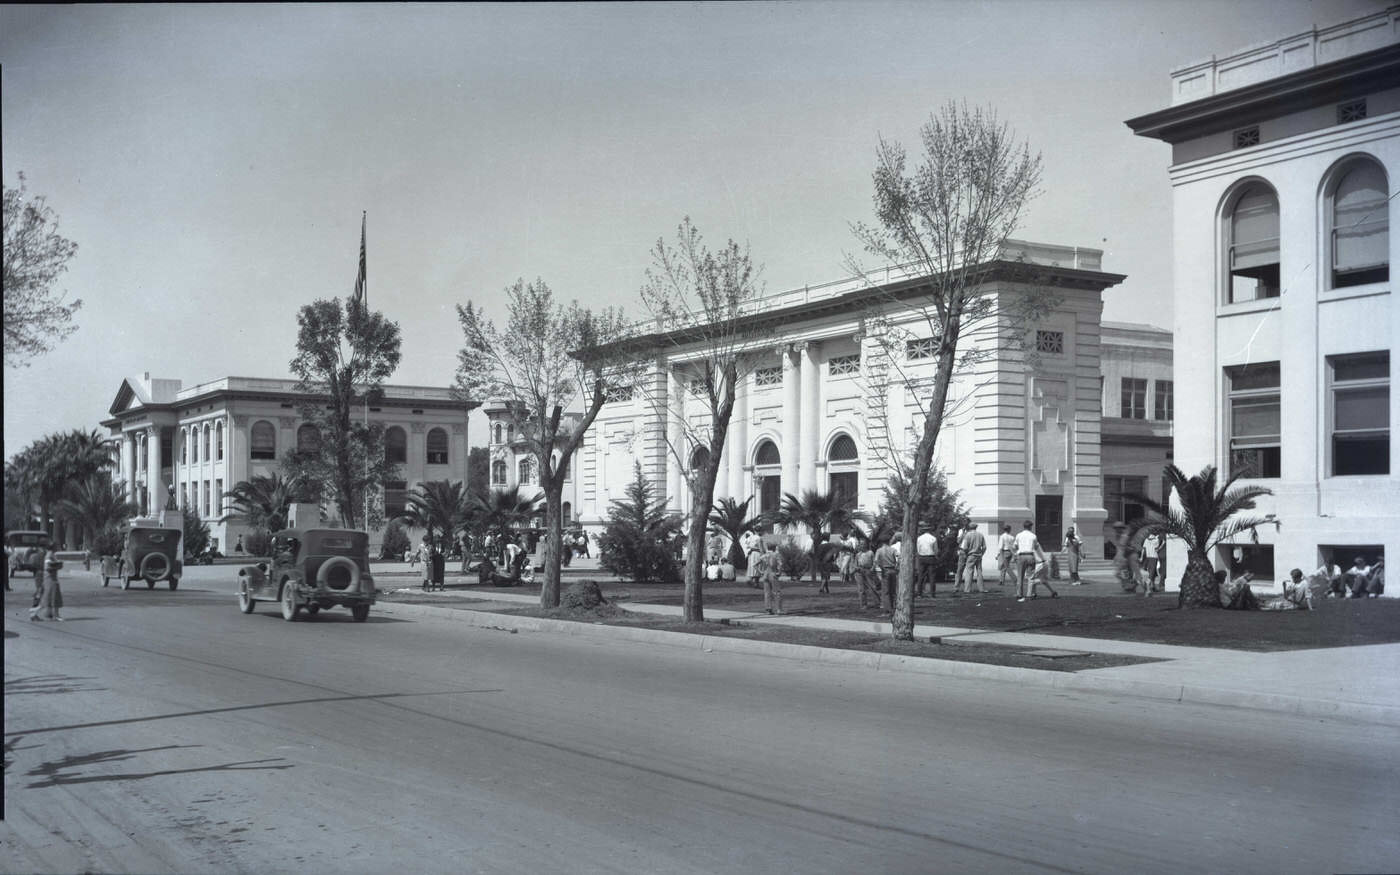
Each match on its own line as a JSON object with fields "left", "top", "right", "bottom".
{"left": 374, "top": 601, "right": 1400, "bottom": 728}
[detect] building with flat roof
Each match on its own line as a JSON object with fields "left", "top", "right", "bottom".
{"left": 1100, "top": 322, "right": 1174, "bottom": 557}
{"left": 102, "top": 373, "right": 473, "bottom": 552}
{"left": 1127, "top": 6, "right": 1398, "bottom": 590}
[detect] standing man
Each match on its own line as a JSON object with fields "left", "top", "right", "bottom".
{"left": 757, "top": 541, "right": 782, "bottom": 615}
{"left": 959, "top": 523, "right": 987, "bottom": 594}
{"left": 30, "top": 545, "right": 64, "bottom": 622}
{"left": 741, "top": 528, "right": 761, "bottom": 588}
{"left": 997, "top": 525, "right": 1016, "bottom": 588}
{"left": 1014, "top": 520, "right": 1041, "bottom": 602}
{"left": 915, "top": 526, "right": 938, "bottom": 598}
{"left": 874, "top": 534, "right": 902, "bottom": 614}
{"left": 1152, "top": 530, "right": 1168, "bottom": 591}
{"left": 1064, "top": 525, "right": 1083, "bottom": 585}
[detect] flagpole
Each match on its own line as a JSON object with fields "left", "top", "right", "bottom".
{"left": 360, "top": 212, "right": 370, "bottom": 532}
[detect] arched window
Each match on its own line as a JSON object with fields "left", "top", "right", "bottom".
{"left": 189, "top": 427, "right": 198, "bottom": 464}
{"left": 690, "top": 446, "right": 711, "bottom": 473}
{"left": 827, "top": 432, "right": 860, "bottom": 508}
{"left": 180, "top": 428, "right": 188, "bottom": 464}
{"left": 203, "top": 424, "right": 212, "bottom": 461}
{"left": 561, "top": 501, "right": 572, "bottom": 526}
{"left": 755, "top": 440, "right": 781, "bottom": 466}
{"left": 828, "top": 433, "right": 858, "bottom": 461}
{"left": 1226, "top": 183, "right": 1280, "bottom": 303}
{"left": 215, "top": 421, "right": 224, "bottom": 460}
{"left": 426, "top": 427, "right": 449, "bottom": 465}
{"left": 250, "top": 421, "right": 276, "bottom": 460}
{"left": 519, "top": 458, "right": 533, "bottom": 485}
{"left": 1331, "top": 159, "right": 1389, "bottom": 288}
{"left": 491, "top": 460, "right": 507, "bottom": 485}
{"left": 137, "top": 433, "right": 147, "bottom": 471}
{"left": 296, "top": 424, "right": 321, "bottom": 454}
{"left": 384, "top": 426, "right": 407, "bottom": 464}
{"left": 493, "top": 423, "right": 503, "bottom": 445}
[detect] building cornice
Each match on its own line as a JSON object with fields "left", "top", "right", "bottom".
{"left": 1125, "top": 43, "right": 1400, "bottom": 144}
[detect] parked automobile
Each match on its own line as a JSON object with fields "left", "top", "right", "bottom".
{"left": 5, "top": 530, "right": 51, "bottom": 578}
{"left": 120, "top": 525, "right": 184, "bottom": 590}
{"left": 237, "top": 528, "right": 376, "bottom": 622}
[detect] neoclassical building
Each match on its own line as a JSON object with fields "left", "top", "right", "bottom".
{"left": 1100, "top": 321, "right": 1174, "bottom": 556}
{"left": 102, "top": 373, "right": 473, "bottom": 551}
{"left": 488, "top": 240, "right": 1126, "bottom": 562}
{"left": 1127, "top": 6, "right": 1398, "bottom": 590}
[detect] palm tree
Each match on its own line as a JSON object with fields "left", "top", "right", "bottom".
{"left": 707, "top": 496, "right": 763, "bottom": 570}
{"left": 768, "top": 489, "right": 870, "bottom": 583}
{"left": 472, "top": 485, "right": 544, "bottom": 545}
{"left": 55, "top": 475, "right": 138, "bottom": 550}
{"left": 223, "top": 473, "right": 307, "bottom": 534}
{"left": 12, "top": 429, "right": 114, "bottom": 539}
{"left": 1125, "top": 464, "right": 1274, "bottom": 608}
{"left": 398, "top": 479, "right": 469, "bottom": 548}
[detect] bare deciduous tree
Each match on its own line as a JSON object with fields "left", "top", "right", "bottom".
{"left": 455, "top": 279, "right": 638, "bottom": 609}
{"left": 637, "top": 218, "right": 772, "bottom": 622}
{"left": 3, "top": 173, "right": 81, "bottom": 367}
{"left": 849, "top": 102, "right": 1045, "bottom": 640}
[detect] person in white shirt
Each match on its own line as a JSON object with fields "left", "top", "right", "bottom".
{"left": 1063, "top": 525, "right": 1083, "bottom": 584}
{"left": 741, "top": 529, "right": 762, "bottom": 588}
{"left": 915, "top": 528, "right": 938, "bottom": 598}
{"left": 1013, "top": 521, "right": 1042, "bottom": 601}
{"left": 996, "top": 525, "right": 1016, "bottom": 587}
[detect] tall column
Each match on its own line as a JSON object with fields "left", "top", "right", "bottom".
{"left": 781, "top": 345, "right": 801, "bottom": 497}
{"left": 727, "top": 360, "right": 748, "bottom": 502}
{"left": 666, "top": 368, "right": 684, "bottom": 513}
{"left": 121, "top": 432, "right": 136, "bottom": 500}
{"left": 145, "top": 427, "right": 163, "bottom": 516}
{"left": 230, "top": 416, "right": 249, "bottom": 493}
{"left": 798, "top": 341, "right": 820, "bottom": 494}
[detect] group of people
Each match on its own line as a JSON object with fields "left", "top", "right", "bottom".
{"left": 1279, "top": 556, "right": 1386, "bottom": 608}
{"left": 1109, "top": 524, "right": 1169, "bottom": 596}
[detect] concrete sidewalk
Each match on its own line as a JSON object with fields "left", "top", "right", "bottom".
{"left": 380, "top": 585, "right": 1400, "bottom": 727}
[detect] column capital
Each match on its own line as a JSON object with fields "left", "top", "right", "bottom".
{"left": 232, "top": 415, "right": 249, "bottom": 427}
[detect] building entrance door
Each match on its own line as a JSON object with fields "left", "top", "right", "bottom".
{"left": 759, "top": 475, "right": 782, "bottom": 517}
{"left": 1035, "top": 495, "right": 1063, "bottom": 552}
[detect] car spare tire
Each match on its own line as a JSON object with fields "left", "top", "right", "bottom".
{"left": 140, "top": 552, "right": 171, "bottom": 582}
{"left": 317, "top": 556, "right": 361, "bottom": 592}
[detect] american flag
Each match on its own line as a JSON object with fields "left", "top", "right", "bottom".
{"left": 352, "top": 212, "right": 366, "bottom": 311}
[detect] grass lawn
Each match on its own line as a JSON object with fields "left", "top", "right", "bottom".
{"left": 405, "top": 576, "right": 1400, "bottom": 653}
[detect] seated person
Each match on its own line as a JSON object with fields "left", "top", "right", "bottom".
{"left": 1343, "top": 556, "right": 1374, "bottom": 598}
{"left": 1278, "top": 568, "right": 1325, "bottom": 609}
{"left": 1363, "top": 559, "right": 1385, "bottom": 598}
{"left": 719, "top": 560, "right": 736, "bottom": 581}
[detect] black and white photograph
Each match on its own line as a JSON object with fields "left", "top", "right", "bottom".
{"left": 3, "top": 2, "right": 1398, "bottom": 872}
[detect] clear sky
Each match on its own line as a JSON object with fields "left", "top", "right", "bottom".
{"left": 2, "top": 0, "right": 1384, "bottom": 459}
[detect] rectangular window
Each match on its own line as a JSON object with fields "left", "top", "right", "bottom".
{"left": 906, "top": 337, "right": 937, "bottom": 360}
{"left": 384, "top": 480, "right": 408, "bottom": 519}
{"left": 1330, "top": 351, "right": 1389, "bottom": 475}
{"left": 1035, "top": 330, "right": 1064, "bottom": 355}
{"left": 753, "top": 366, "right": 782, "bottom": 387}
{"left": 215, "top": 479, "right": 223, "bottom": 517}
{"left": 1337, "top": 99, "right": 1367, "bottom": 124}
{"left": 828, "top": 354, "right": 860, "bottom": 377}
{"left": 603, "top": 383, "right": 634, "bottom": 403}
{"left": 1154, "top": 380, "right": 1174, "bottom": 421}
{"left": 1120, "top": 378, "right": 1147, "bottom": 419}
{"left": 1227, "top": 362, "right": 1281, "bottom": 479}
{"left": 203, "top": 480, "right": 211, "bottom": 518}
{"left": 1233, "top": 126, "right": 1260, "bottom": 149}
{"left": 1103, "top": 475, "right": 1147, "bottom": 527}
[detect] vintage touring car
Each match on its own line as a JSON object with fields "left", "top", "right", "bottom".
{"left": 115, "top": 525, "right": 183, "bottom": 590}
{"left": 5, "top": 530, "right": 52, "bottom": 578}
{"left": 237, "top": 528, "right": 376, "bottom": 622}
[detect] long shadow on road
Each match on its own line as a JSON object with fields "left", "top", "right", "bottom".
{"left": 23, "top": 743, "right": 293, "bottom": 788}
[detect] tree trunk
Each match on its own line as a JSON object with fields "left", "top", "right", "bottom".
{"left": 539, "top": 483, "right": 565, "bottom": 608}
{"left": 684, "top": 467, "right": 719, "bottom": 623}
{"left": 1179, "top": 549, "right": 1221, "bottom": 608}
{"left": 892, "top": 497, "right": 919, "bottom": 639}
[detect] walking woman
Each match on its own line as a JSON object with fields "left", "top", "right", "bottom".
{"left": 30, "top": 545, "right": 64, "bottom": 622}
{"left": 1064, "top": 525, "right": 1083, "bottom": 584}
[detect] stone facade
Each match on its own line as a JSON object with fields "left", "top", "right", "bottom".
{"left": 1127, "top": 6, "right": 1400, "bottom": 592}
{"left": 101, "top": 373, "right": 473, "bottom": 552}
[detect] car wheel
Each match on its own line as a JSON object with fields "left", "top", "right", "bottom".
{"left": 351, "top": 604, "right": 370, "bottom": 623}
{"left": 168, "top": 577, "right": 179, "bottom": 591}
{"left": 280, "top": 582, "right": 300, "bottom": 622}
{"left": 122, "top": 577, "right": 131, "bottom": 591}
{"left": 238, "top": 579, "right": 256, "bottom": 614}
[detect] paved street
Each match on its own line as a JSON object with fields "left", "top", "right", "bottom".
{"left": 4, "top": 566, "right": 1399, "bottom": 874}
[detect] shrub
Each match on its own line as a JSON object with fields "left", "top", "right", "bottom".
{"left": 243, "top": 529, "right": 272, "bottom": 558}
{"left": 561, "top": 580, "right": 608, "bottom": 610}
{"left": 94, "top": 525, "right": 124, "bottom": 557}
{"left": 380, "top": 521, "right": 411, "bottom": 559}
{"left": 777, "top": 538, "right": 810, "bottom": 581}
{"left": 182, "top": 506, "right": 210, "bottom": 559}
{"left": 597, "top": 463, "right": 682, "bottom": 585}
